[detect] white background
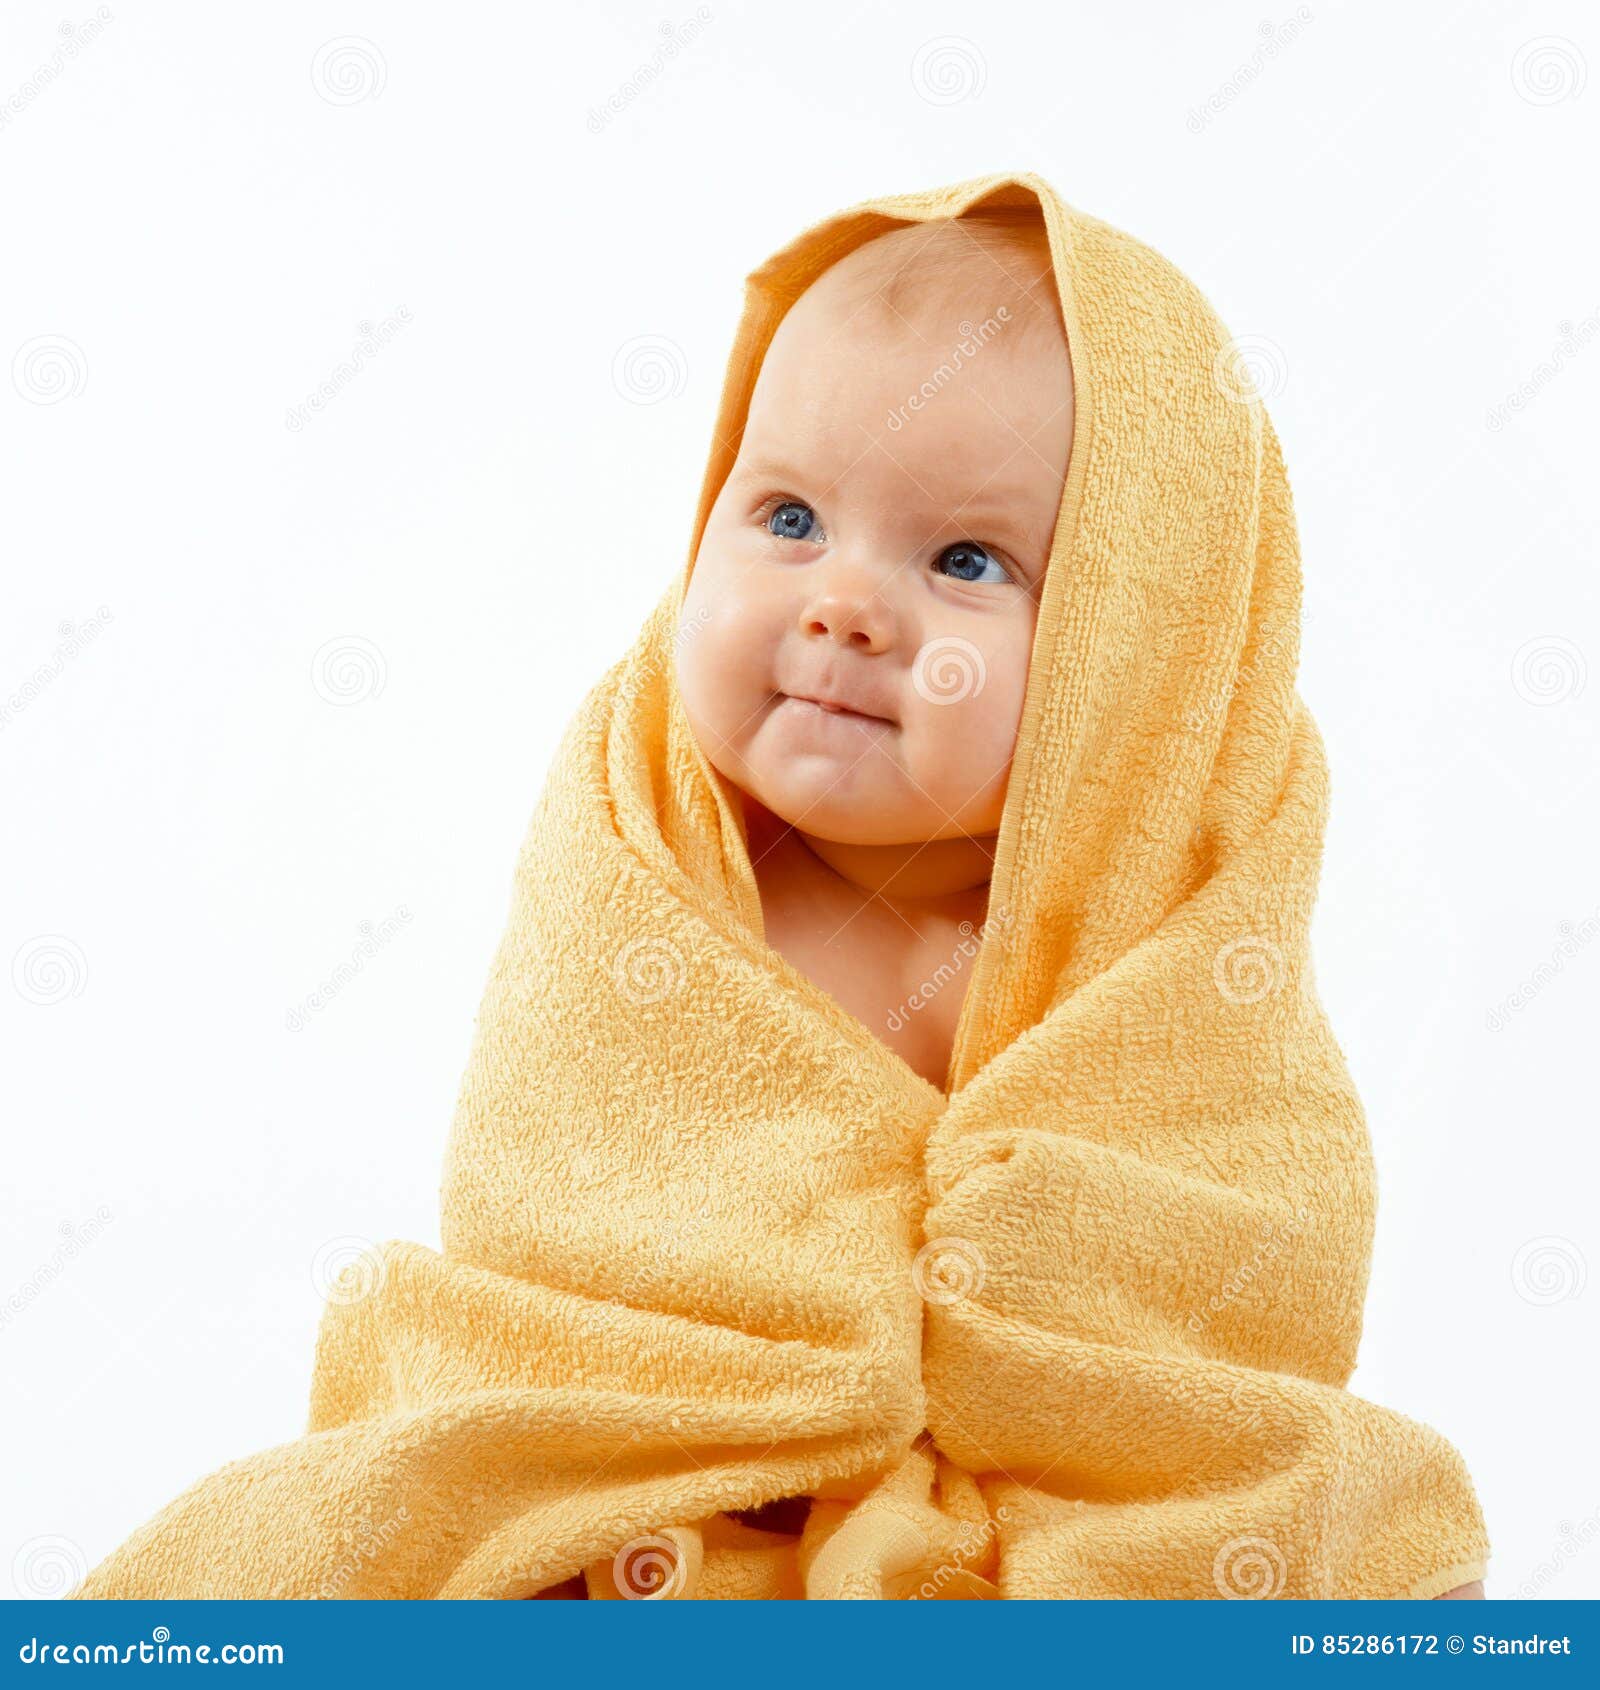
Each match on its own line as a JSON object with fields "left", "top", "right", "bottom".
{"left": 2, "top": 0, "right": 1596, "bottom": 1601}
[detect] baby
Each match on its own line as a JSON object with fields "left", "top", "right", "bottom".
{"left": 70, "top": 183, "right": 1489, "bottom": 1602}
{"left": 673, "top": 209, "right": 1485, "bottom": 1600}
{"left": 675, "top": 211, "right": 1072, "bottom": 1093}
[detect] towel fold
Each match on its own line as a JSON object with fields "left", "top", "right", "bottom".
{"left": 73, "top": 171, "right": 1488, "bottom": 1600}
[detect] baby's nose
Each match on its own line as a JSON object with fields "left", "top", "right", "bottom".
{"left": 798, "top": 560, "right": 897, "bottom": 652}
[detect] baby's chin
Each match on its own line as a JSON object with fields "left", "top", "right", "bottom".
{"left": 731, "top": 755, "right": 944, "bottom": 848}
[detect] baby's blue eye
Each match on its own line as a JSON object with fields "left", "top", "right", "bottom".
{"left": 767, "top": 501, "right": 816, "bottom": 540}
{"left": 934, "top": 541, "right": 1007, "bottom": 584}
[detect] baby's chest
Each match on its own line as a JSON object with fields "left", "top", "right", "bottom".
{"left": 760, "top": 894, "right": 973, "bottom": 1092}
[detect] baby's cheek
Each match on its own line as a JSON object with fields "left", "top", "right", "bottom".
{"left": 900, "top": 686, "right": 1021, "bottom": 826}
{"left": 962, "top": 703, "right": 1025, "bottom": 809}
{"left": 676, "top": 592, "right": 775, "bottom": 736}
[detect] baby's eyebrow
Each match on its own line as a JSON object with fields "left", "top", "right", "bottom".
{"left": 731, "top": 452, "right": 814, "bottom": 488}
{"left": 942, "top": 497, "right": 1052, "bottom": 558}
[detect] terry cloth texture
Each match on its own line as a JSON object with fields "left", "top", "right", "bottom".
{"left": 74, "top": 172, "right": 1489, "bottom": 1601}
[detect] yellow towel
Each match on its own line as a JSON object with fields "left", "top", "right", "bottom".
{"left": 74, "top": 171, "right": 1489, "bottom": 1601}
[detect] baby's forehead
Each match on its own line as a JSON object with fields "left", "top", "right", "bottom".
{"left": 747, "top": 286, "right": 1067, "bottom": 462}
{"left": 755, "top": 215, "right": 1068, "bottom": 409}
{"left": 826, "top": 214, "right": 1055, "bottom": 315}
{"left": 747, "top": 315, "right": 1053, "bottom": 452}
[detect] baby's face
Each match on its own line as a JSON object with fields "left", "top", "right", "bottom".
{"left": 676, "top": 269, "right": 1072, "bottom": 849}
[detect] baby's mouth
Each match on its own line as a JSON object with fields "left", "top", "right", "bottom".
{"left": 777, "top": 691, "right": 895, "bottom": 728}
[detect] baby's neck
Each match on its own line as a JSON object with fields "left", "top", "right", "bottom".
{"left": 741, "top": 795, "right": 993, "bottom": 920}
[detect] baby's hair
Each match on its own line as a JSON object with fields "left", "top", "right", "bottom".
{"left": 821, "top": 206, "right": 1066, "bottom": 361}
